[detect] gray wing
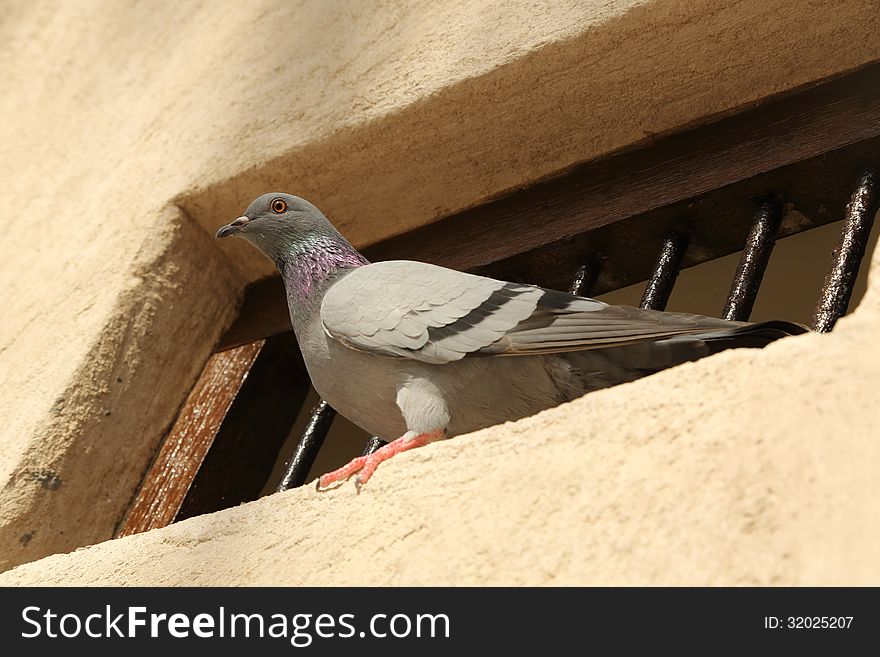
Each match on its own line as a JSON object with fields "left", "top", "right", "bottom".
{"left": 321, "top": 260, "right": 743, "bottom": 365}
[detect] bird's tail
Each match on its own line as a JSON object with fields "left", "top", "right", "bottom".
{"left": 698, "top": 320, "right": 809, "bottom": 354}
{"left": 576, "top": 319, "right": 809, "bottom": 381}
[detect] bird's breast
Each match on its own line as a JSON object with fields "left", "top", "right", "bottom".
{"left": 293, "top": 315, "right": 408, "bottom": 439}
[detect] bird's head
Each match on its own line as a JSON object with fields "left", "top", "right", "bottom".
{"left": 215, "top": 192, "right": 343, "bottom": 265}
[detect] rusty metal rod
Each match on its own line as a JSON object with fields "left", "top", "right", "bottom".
{"left": 811, "top": 169, "right": 879, "bottom": 332}
{"left": 722, "top": 200, "right": 783, "bottom": 321}
{"left": 276, "top": 399, "right": 336, "bottom": 491}
{"left": 569, "top": 254, "right": 601, "bottom": 297}
{"left": 640, "top": 233, "right": 688, "bottom": 311}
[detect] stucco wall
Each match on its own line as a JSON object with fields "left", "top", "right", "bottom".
{"left": 1, "top": 0, "right": 878, "bottom": 578}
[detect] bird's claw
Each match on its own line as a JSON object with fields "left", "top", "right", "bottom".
{"left": 315, "top": 475, "right": 347, "bottom": 492}
{"left": 316, "top": 471, "right": 367, "bottom": 494}
{"left": 314, "top": 454, "right": 368, "bottom": 492}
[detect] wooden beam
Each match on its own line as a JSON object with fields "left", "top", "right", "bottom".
{"left": 117, "top": 341, "right": 265, "bottom": 536}
{"left": 176, "top": 334, "right": 308, "bottom": 520}
{"left": 117, "top": 334, "right": 307, "bottom": 536}
{"left": 476, "top": 135, "right": 880, "bottom": 293}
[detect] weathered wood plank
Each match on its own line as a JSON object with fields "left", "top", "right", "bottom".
{"left": 176, "top": 334, "right": 308, "bottom": 519}
{"left": 117, "top": 341, "right": 265, "bottom": 536}
{"left": 476, "top": 135, "right": 880, "bottom": 294}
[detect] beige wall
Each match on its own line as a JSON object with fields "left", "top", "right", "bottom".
{"left": 1, "top": 0, "right": 878, "bottom": 580}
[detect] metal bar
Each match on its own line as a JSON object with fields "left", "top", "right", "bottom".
{"left": 811, "top": 169, "right": 879, "bottom": 332}
{"left": 569, "top": 254, "right": 601, "bottom": 297}
{"left": 640, "top": 233, "right": 688, "bottom": 310}
{"left": 275, "top": 400, "right": 337, "bottom": 492}
{"left": 361, "top": 436, "right": 387, "bottom": 456}
{"left": 721, "top": 200, "right": 783, "bottom": 321}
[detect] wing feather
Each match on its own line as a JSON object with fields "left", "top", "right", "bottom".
{"left": 321, "top": 260, "right": 748, "bottom": 364}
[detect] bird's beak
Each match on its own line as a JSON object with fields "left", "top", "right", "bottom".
{"left": 215, "top": 216, "right": 250, "bottom": 239}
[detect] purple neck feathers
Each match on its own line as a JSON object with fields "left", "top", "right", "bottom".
{"left": 281, "top": 236, "right": 368, "bottom": 305}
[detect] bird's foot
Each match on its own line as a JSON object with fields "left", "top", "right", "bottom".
{"left": 316, "top": 429, "right": 444, "bottom": 493}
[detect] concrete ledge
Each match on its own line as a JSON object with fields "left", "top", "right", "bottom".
{"left": 0, "top": 207, "right": 241, "bottom": 572}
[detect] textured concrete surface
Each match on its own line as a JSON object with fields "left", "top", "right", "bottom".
{"left": 1, "top": 0, "right": 879, "bottom": 579}
{"left": 3, "top": 240, "right": 878, "bottom": 586}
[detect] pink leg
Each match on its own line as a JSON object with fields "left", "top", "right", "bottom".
{"left": 316, "top": 429, "right": 444, "bottom": 493}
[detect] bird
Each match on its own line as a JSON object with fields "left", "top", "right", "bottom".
{"left": 216, "top": 193, "right": 807, "bottom": 491}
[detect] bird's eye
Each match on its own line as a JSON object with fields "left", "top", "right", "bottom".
{"left": 271, "top": 198, "right": 287, "bottom": 214}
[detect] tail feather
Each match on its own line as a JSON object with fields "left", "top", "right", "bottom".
{"left": 700, "top": 320, "right": 809, "bottom": 354}
{"left": 565, "top": 319, "right": 809, "bottom": 384}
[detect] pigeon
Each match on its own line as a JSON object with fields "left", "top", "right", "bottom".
{"left": 216, "top": 193, "right": 807, "bottom": 491}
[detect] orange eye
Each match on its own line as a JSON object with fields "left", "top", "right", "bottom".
{"left": 271, "top": 198, "right": 287, "bottom": 214}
